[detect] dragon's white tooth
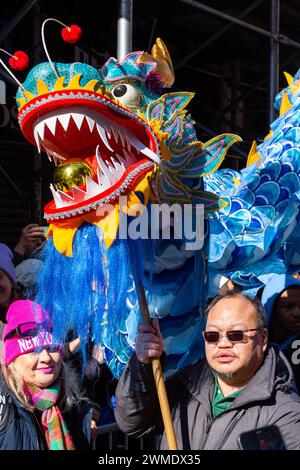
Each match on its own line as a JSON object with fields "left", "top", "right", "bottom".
{"left": 72, "top": 186, "right": 86, "bottom": 201}
{"left": 57, "top": 154, "right": 67, "bottom": 161}
{"left": 123, "top": 148, "right": 136, "bottom": 165}
{"left": 86, "top": 116, "right": 95, "bottom": 132}
{"left": 118, "top": 128, "right": 126, "bottom": 147}
{"left": 111, "top": 157, "right": 119, "bottom": 169}
{"left": 50, "top": 184, "right": 63, "bottom": 208}
{"left": 36, "top": 124, "right": 45, "bottom": 142}
{"left": 96, "top": 124, "right": 114, "bottom": 152}
{"left": 85, "top": 176, "right": 102, "bottom": 197}
{"left": 35, "top": 121, "right": 46, "bottom": 141}
{"left": 96, "top": 146, "right": 114, "bottom": 184}
{"left": 46, "top": 151, "right": 52, "bottom": 162}
{"left": 139, "top": 147, "right": 160, "bottom": 165}
{"left": 96, "top": 168, "right": 110, "bottom": 190}
{"left": 71, "top": 113, "right": 85, "bottom": 130}
{"left": 105, "top": 124, "right": 112, "bottom": 139}
{"left": 107, "top": 165, "right": 119, "bottom": 184}
{"left": 95, "top": 145, "right": 106, "bottom": 169}
{"left": 112, "top": 163, "right": 125, "bottom": 178}
{"left": 45, "top": 116, "right": 57, "bottom": 136}
{"left": 125, "top": 134, "right": 132, "bottom": 152}
{"left": 118, "top": 166, "right": 126, "bottom": 177}
{"left": 111, "top": 157, "right": 125, "bottom": 175}
{"left": 111, "top": 162, "right": 125, "bottom": 179}
{"left": 107, "top": 164, "right": 118, "bottom": 184}
{"left": 50, "top": 151, "right": 67, "bottom": 164}
{"left": 34, "top": 128, "right": 41, "bottom": 154}
{"left": 111, "top": 124, "right": 119, "bottom": 142}
{"left": 127, "top": 133, "right": 160, "bottom": 164}
{"left": 116, "top": 169, "right": 125, "bottom": 179}
{"left": 116, "top": 154, "right": 127, "bottom": 168}
{"left": 57, "top": 190, "right": 75, "bottom": 204}
{"left": 57, "top": 114, "right": 71, "bottom": 131}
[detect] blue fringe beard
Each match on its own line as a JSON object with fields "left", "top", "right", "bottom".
{"left": 35, "top": 223, "right": 148, "bottom": 377}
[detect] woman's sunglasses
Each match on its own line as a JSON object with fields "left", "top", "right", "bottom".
{"left": 202, "top": 328, "right": 262, "bottom": 344}
{"left": 4, "top": 321, "right": 53, "bottom": 340}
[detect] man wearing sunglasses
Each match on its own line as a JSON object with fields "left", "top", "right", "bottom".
{"left": 115, "top": 290, "right": 300, "bottom": 450}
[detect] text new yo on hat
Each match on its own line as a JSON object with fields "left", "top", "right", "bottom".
{"left": 2, "top": 300, "right": 61, "bottom": 365}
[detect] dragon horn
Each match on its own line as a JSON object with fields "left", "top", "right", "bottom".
{"left": 138, "top": 38, "right": 175, "bottom": 88}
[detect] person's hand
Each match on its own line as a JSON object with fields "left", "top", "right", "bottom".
{"left": 90, "top": 408, "right": 101, "bottom": 440}
{"left": 14, "top": 224, "right": 45, "bottom": 256}
{"left": 68, "top": 337, "right": 80, "bottom": 354}
{"left": 135, "top": 318, "right": 164, "bottom": 364}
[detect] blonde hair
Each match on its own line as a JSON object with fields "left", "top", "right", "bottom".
{"left": 0, "top": 360, "right": 85, "bottom": 413}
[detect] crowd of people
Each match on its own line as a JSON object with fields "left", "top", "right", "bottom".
{"left": 116, "top": 291, "right": 300, "bottom": 449}
{"left": 1, "top": 225, "right": 300, "bottom": 450}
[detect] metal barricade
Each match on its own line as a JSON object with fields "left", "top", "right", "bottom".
{"left": 92, "top": 422, "right": 160, "bottom": 450}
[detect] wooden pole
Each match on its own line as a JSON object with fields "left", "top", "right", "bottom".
{"left": 133, "top": 273, "right": 178, "bottom": 450}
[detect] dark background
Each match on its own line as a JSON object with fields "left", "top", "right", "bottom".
{"left": 1, "top": 0, "right": 300, "bottom": 247}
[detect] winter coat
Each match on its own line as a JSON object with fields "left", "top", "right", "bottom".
{"left": 115, "top": 346, "right": 300, "bottom": 450}
{"left": 0, "top": 374, "right": 93, "bottom": 450}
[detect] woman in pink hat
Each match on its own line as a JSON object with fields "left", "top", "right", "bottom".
{"left": 0, "top": 300, "right": 95, "bottom": 450}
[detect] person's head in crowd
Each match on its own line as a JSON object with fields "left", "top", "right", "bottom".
{"left": 117, "top": 289, "right": 300, "bottom": 450}
{"left": 15, "top": 259, "right": 43, "bottom": 300}
{"left": 1, "top": 300, "right": 80, "bottom": 410}
{"left": 2, "top": 300, "right": 60, "bottom": 386}
{"left": 261, "top": 274, "right": 300, "bottom": 344}
{"left": 204, "top": 290, "right": 268, "bottom": 387}
{"left": 0, "top": 244, "right": 16, "bottom": 313}
{"left": 0, "top": 300, "right": 93, "bottom": 450}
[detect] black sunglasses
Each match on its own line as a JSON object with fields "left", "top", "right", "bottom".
{"left": 202, "top": 328, "right": 262, "bottom": 344}
{"left": 4, "top": 321, "right": 53, "bottom": 340}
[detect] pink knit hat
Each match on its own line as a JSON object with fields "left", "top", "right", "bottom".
{"left": 2, "top": 300, "right": 62, "bottom": 365}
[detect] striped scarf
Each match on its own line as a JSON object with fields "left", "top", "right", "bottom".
{"left": 25, "top": 380, "right": 75, "bottom": 450}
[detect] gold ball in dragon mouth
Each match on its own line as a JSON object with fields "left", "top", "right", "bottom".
{"left": 53, "top": 161, "right": 93, "bottom": 192}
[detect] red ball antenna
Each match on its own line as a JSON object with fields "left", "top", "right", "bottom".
{"left": 0, "top": 49, "right": 29, "bottom": 90}
{"left": 8, "top": 51, "right": 29, "bottom": 71}
{"left": 61, "top": 24, "right": 82, "bottom": 44}
{"left": 42, "top": 18, "right": 82, "bottom": 78}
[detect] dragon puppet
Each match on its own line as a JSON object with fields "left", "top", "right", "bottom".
{"left": 4, "top": 20, "right": 300, "bottom": 377}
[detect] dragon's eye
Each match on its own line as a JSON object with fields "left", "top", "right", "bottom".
{"left": 111, "top": 83, "right": 140, "bottom": 107}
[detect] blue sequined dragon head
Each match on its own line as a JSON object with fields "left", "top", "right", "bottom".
{"left": 15, "top": 37, "right": 240, "bottom": 252}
